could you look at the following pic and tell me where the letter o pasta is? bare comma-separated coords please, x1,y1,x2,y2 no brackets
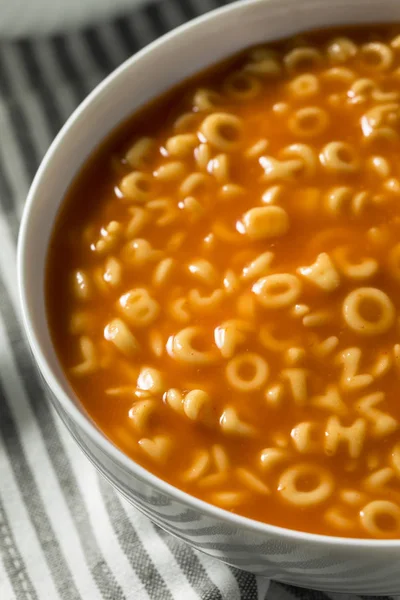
223,72,262,100
119,171,154,203
252,274,301,308
226,352,269,391
193,88,223,111
320,142,360,173
360,42,394,72
278,463,334,507
288,74,320,98
343,287,395,335
199,113,243,151
288,107,329,137
326,37,357,63
284,47,323,74
360,500,400,537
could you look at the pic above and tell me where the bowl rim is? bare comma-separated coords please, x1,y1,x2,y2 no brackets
17,0,400,549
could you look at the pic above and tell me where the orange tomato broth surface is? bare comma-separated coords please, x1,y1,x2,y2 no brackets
47,25,400,538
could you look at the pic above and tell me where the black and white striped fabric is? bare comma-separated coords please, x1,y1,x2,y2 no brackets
0,1,389,598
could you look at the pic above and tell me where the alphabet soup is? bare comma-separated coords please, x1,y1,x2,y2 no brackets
47,25,400,538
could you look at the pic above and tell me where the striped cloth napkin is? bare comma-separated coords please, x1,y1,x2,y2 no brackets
0,0,379,598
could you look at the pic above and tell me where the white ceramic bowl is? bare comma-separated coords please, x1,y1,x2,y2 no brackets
18,0,400,593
